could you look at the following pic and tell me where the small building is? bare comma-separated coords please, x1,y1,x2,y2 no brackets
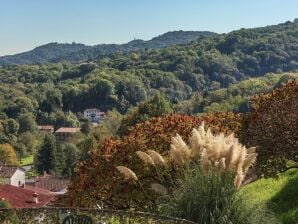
55,127,81,141
38,125,54,133
0,184,53,208
83,108,106,123
26,174,70,195
0,166,25,187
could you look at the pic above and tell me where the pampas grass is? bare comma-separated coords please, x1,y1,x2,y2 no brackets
116,166,138,181
136,151,155,166
146,150,166,166
151,183,167,195
159,164,279,224
169,122,257,188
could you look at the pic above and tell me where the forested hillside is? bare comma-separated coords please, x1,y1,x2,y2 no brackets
0,19,297,159
0,31,215,65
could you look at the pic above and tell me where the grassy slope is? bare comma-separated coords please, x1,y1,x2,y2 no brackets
20,155,33,166
241,169,298,224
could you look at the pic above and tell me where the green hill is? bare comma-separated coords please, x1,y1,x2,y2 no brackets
0,31,215,65
241,169,298,224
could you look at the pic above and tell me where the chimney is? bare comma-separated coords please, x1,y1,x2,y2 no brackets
32,192,39,204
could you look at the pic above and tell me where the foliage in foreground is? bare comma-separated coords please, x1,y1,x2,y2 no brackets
67,113,242,209
159,165,279,224
114,124,276,223
243,80,298,176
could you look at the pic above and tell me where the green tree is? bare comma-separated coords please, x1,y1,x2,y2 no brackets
18,113,37,133
59,143,79,178
35,134,57,174
3,119,19,135
101,109,122,136
119,94,173,135
81,121,93,135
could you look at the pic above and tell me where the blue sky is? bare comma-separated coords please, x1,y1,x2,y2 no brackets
0,0,297,56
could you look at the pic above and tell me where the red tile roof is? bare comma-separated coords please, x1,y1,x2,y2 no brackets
55,127,81,133
26,174,70,192
25,185,51,195
0,185,53,208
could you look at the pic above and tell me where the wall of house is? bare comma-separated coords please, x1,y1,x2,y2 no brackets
9,169,25,187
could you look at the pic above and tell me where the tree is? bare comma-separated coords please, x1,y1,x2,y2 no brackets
40,89,63,113
3,119,19,135
101,109,122,136
243,80,298,175
18,113,37,133
0,143,19,165
81,122,93,135
119,94,173,135
35,134,57,174
59,143,79,178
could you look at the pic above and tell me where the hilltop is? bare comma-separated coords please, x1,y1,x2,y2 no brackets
0,31,215,65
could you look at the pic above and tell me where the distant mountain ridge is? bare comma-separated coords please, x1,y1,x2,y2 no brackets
0,31,215,65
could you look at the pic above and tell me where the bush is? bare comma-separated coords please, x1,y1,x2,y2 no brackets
67,113,242,209
242,80,298,176
159,165,279,224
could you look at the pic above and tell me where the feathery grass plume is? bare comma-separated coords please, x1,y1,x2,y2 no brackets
189,128,204,159
169,134,191,165
234,171,245,189
177,122,257,188
201,148,212,176
216,157,226,173
235,146,246,174
247,147,256,154
169,145,185,165
198,121,206,136
242,153,257,172
116,166,138,181
136,151,155,166
224,144,236,170
151,183,168,195
146,150,166,166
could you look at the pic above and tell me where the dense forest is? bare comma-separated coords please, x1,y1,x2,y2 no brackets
0,31,215,65
0,19,297,173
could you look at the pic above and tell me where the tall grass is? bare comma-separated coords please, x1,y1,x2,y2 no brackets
158,164,279,224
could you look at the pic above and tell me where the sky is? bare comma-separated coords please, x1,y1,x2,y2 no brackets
0,0,297,56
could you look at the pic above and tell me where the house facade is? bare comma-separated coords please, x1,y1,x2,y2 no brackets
0,166,25,187
83,108,106,123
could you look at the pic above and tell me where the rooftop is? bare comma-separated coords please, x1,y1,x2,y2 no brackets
26,174,70,193
37,125,54,130
0,166,24,178
0,184,53,208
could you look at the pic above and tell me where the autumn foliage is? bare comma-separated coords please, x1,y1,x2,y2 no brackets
67,112,242,209
0,143,19,166
243,80,298,174
67,80,297,209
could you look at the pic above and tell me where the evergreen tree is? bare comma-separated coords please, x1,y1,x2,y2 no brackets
35,134,57,174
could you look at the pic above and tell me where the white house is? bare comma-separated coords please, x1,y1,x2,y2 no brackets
0,166,26,187
83,108,106,123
